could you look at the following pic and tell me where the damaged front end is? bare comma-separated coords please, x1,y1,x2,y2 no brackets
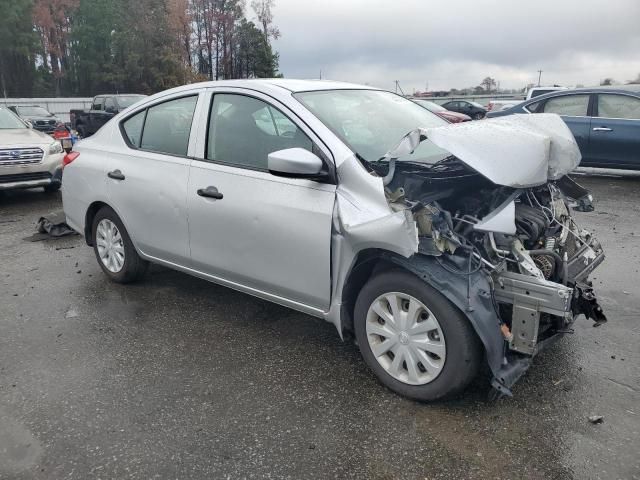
364,115,607,397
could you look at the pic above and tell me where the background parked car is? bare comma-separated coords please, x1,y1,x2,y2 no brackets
487,86,640,170
411,98,471,123
0,107,65,192
440,100,487,119
70,94,146,137
8,105,63,134
525,86,569,100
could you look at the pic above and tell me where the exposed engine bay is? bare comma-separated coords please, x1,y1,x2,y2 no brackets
362,120,607,396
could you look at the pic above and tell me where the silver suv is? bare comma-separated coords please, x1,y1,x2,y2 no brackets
62,80,606,401
0,107,65,192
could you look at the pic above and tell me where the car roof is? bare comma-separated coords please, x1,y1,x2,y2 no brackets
525,85,640,103
146,79,381,98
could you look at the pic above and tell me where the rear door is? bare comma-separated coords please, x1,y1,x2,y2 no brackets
187,89,336,311
539,93,592,157
106,93,202,266
588,93,640,168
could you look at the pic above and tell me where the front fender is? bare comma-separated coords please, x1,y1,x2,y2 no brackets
386,254,505,383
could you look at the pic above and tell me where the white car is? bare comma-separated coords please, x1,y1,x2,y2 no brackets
62,79,606,401
0,107,65,192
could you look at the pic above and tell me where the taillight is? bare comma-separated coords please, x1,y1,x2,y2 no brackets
63,151,80,167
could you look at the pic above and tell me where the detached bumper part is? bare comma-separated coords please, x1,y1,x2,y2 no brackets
494,271,572,355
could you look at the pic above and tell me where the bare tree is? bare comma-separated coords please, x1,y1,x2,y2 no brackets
480,76,496,93
251,0,280,41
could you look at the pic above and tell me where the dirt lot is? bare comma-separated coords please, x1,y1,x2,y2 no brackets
1,171,639,480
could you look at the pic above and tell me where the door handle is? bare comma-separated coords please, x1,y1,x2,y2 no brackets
592,127,612,132
197,186,223,200
107,169,125,180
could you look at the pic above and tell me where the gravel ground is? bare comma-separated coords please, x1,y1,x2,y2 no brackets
1,171,639,480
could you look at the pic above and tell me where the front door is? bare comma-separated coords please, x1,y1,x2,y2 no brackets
587,93,640,168
540,93,592,157
187,91,336,311
106,94,200,265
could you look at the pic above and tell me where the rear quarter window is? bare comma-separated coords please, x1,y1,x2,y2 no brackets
122,110,146,147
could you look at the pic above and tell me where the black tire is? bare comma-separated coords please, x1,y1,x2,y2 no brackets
354,269,482,402
43,183,60,193
91,206,148,283
474,112,485,120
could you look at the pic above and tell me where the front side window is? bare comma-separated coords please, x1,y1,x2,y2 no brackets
207,94,312,170
597,94,640,120
542,95,589,116
525,101,541,113
140,96,198,156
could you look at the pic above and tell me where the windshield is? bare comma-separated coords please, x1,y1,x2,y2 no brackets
0,108,27,129
17,106,52,117
116,96,146,108
295,89,450,164
414,99,446,112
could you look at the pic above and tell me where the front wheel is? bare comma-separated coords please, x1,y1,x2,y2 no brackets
354,269,482,401
92,206,148,283
474,112,485,120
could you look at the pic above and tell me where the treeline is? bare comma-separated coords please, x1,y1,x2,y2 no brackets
0,0,281,98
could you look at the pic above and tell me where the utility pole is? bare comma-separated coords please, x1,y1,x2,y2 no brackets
537,70,543,87
319,69,322,80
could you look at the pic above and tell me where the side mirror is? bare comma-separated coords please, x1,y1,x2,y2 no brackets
268,148,325,179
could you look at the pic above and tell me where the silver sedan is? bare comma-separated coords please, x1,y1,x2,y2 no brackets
62,79,606,400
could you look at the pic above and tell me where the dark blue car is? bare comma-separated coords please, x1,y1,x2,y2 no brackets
487,86,640,170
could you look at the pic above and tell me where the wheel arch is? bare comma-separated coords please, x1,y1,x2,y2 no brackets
339,249,413,336
84,200,110,246
340,250,503,378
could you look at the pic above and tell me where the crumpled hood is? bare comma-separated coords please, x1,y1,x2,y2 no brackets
424,113,582,187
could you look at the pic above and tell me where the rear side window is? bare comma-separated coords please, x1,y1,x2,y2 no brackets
139,96,198,156
542,95,589,116
597,94,640,119
122,110,146,147
92,97,104,111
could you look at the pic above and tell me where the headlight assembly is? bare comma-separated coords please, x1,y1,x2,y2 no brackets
49,141,64,155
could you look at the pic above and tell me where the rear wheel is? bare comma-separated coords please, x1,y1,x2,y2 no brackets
91,206,148,283
354,269,482,401
474,112,485,120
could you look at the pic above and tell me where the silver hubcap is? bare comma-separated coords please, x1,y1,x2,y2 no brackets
96,219,125,273
366,292,446,385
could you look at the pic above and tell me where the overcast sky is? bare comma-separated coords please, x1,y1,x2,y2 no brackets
269,0,640,92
